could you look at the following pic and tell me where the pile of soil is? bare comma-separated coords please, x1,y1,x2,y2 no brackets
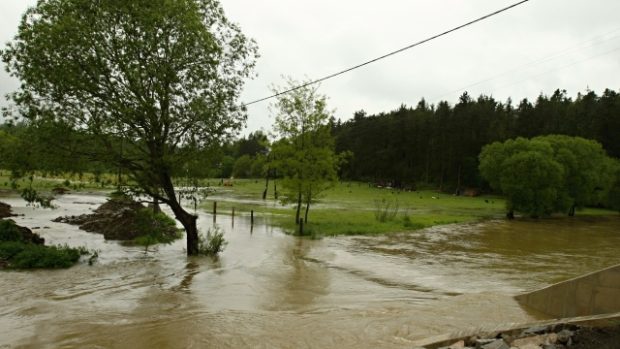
430,323,620,349
51,187,70,195
53,196,177,241
570,324,620,349
0,201,15,219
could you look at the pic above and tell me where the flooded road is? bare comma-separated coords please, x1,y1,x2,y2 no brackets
2,193,620,348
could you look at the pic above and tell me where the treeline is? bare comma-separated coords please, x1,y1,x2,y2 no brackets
333,89,620,191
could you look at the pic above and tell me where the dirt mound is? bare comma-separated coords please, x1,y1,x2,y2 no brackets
428,323,620,349
54,196,177,241
51,187,70,195
0,202,15,219
570,324,620,349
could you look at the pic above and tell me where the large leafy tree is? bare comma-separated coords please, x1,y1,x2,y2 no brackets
479,135,618,218
538,135,618,215
271,79,340,226
2,0,257,255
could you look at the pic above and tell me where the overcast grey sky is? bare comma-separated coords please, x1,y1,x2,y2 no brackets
2,1,620,135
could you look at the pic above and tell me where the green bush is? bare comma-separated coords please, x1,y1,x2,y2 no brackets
0,242,88,269
198,226,227,256
1,220,93,269
131,209,182,250
0,241,28,259
10,244,81,268
20,187,55,208
0,220,24,242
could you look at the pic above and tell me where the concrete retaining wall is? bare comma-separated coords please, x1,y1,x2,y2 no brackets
516,264,620,318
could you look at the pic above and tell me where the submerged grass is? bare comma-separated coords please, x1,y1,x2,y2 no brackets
200,179,618,237
199,180,508,236
0,170,120,192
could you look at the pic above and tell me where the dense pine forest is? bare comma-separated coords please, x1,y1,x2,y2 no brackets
333,89,620,192
2,88,619,199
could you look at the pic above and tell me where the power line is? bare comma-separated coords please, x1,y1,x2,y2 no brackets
492,45,620,93
432,27,620,101
243,0,531,107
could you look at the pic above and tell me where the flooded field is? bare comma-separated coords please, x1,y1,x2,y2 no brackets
2,193,620,348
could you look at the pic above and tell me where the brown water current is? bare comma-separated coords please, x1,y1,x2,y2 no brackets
1,193,620,348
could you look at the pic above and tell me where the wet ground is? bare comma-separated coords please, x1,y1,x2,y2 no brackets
1,193,620,348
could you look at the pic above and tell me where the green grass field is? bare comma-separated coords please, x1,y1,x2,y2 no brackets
2,171,616,237
200,179,618,236
200,179,508,236
0,170,122,192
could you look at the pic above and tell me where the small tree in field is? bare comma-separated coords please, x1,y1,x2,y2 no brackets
2,0,257,255
270,79,340,226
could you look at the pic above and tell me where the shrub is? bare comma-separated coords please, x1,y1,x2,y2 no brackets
9,244,81,268
1,220,94,269
198,226,227,256
0,220,24,242
374,198,399,222
0,241,27,260
131,209,182,251
20,187,55,208
0,242,90,269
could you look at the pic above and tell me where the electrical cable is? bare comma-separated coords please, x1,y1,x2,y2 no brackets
491,45,620,93
242,0,531,107
432,27,620,101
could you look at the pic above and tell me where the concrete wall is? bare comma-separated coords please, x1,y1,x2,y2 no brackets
516,264,620,318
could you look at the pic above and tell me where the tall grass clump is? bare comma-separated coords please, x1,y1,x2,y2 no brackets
374,198,399,222
197,226,227,256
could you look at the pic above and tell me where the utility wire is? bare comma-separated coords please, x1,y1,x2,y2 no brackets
432,27,620,101
243,0,531,107
492,45,620,93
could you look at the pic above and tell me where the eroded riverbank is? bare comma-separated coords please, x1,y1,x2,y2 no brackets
1,193,620,348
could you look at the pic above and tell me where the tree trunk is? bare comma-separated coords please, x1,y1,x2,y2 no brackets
262,171,269,200
153,198,161,214
439,164,445,191
177,208,199,255
295,191,302,225
455,164,462,196
568,204,576,217
161,173,199,255
273,169,278,199
304,193,311,224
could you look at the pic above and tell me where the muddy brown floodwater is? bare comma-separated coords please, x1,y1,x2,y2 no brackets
1,193,620,348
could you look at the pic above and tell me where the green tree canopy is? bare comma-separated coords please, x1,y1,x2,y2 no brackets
479,135,618,218
2,0,257,255
270,79,341,226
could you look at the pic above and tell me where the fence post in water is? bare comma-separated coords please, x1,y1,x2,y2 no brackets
231,207,235,227
250,210,254,226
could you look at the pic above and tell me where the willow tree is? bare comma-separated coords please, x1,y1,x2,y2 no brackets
479,136,618,218
2,0,257,255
